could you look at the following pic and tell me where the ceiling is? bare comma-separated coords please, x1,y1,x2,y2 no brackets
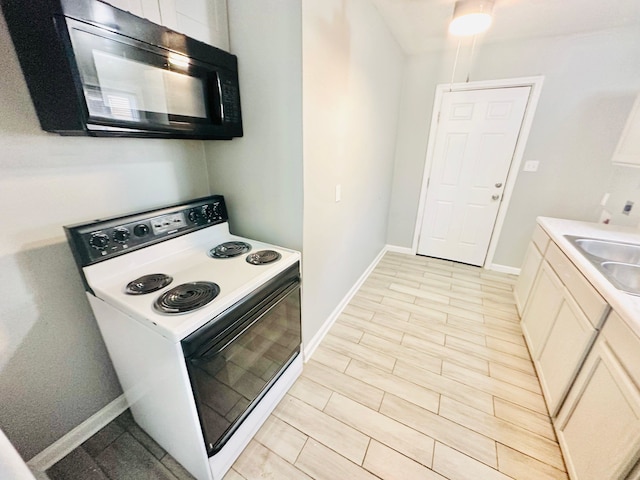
370,0,640,55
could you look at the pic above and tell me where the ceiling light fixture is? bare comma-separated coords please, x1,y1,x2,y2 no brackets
449,0,494,36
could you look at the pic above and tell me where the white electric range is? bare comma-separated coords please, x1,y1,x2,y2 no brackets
65,195,302,480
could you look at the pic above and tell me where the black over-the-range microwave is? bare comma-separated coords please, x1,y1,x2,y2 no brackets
1,0,243,139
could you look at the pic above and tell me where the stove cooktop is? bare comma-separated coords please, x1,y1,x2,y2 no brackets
83,225,299,342
65,195,301,341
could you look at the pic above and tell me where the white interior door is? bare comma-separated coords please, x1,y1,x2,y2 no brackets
417,86,531,266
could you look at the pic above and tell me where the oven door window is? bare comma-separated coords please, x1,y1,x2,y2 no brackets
65,19,220,130
185,282,301,456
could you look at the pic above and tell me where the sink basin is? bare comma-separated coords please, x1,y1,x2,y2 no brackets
601,262,640,294
565,235,640,296
573,238,640,264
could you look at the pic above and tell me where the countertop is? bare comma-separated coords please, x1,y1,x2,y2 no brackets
537,217,640,337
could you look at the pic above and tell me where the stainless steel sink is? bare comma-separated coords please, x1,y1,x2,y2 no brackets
565,235,640,296
601,262,640,293
572,238,640,264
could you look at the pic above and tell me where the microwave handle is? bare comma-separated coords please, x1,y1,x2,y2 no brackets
205,73,224,124
215,74,225,123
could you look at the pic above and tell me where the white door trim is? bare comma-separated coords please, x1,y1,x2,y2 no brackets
411,76,545,269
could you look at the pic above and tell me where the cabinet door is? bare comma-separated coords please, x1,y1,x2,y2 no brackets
514,241,543,315
556,340,640,479
521,261,564,358
612,93,640,166
159,0,230,50
102,0,162,24
535,292,596,416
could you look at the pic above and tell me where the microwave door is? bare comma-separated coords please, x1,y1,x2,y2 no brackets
67,20,213,132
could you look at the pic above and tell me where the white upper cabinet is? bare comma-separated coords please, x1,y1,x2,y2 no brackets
102,0,161,24
612,93,640,167
102,0,230,51
159,0,230,51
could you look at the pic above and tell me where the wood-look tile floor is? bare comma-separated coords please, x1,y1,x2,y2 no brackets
227,252,568,480
47,252,568,480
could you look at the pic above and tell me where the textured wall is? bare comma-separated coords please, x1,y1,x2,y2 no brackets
205,0,304,252
0,11,210,459
301,0,405,346
386,25,640,268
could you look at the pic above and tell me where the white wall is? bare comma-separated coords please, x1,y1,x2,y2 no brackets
204,0,304,251
0,11,210,459
302,0,405,345
388,25,640,268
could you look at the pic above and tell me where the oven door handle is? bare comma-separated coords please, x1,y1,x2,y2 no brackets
193,281,299,361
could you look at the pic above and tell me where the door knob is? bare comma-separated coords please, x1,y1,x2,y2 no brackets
491,194,500,201
495,182,502,188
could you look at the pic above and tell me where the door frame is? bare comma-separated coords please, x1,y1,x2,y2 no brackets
411,76,545,272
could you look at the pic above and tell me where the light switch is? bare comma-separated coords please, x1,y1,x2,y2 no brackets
335,184,341,203
523,160,539,172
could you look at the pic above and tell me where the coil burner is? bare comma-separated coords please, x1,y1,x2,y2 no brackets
209,241,252,259
154,282,220,314
125,274,173,295
246,250,282,265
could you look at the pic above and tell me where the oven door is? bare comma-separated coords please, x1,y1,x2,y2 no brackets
181,263,301,456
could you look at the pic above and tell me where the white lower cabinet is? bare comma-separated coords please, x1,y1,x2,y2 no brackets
555,311,640,480
521,261,564,359
519,222,640,479
522,261,598,416
514,241,543,315
536,291,596,416
515,225,550,315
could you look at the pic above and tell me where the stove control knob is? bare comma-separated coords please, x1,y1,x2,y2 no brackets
202,204,214,221
113,227,131,244
89,233,109,250
188,209,201,223
212,203,222,217
133,224,150,237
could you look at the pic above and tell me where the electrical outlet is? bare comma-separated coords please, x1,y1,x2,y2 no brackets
600,209,612,224
523,160,539,172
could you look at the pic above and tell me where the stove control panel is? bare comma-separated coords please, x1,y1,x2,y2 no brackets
151,212,187,235
65,195,228,267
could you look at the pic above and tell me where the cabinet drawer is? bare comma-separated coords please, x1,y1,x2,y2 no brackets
532,224,550,254
545,242,608,328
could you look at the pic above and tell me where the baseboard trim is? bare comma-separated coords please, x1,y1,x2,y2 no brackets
384,244,413,255
303,246,388,361
27,395,129,473
489,263,521,275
